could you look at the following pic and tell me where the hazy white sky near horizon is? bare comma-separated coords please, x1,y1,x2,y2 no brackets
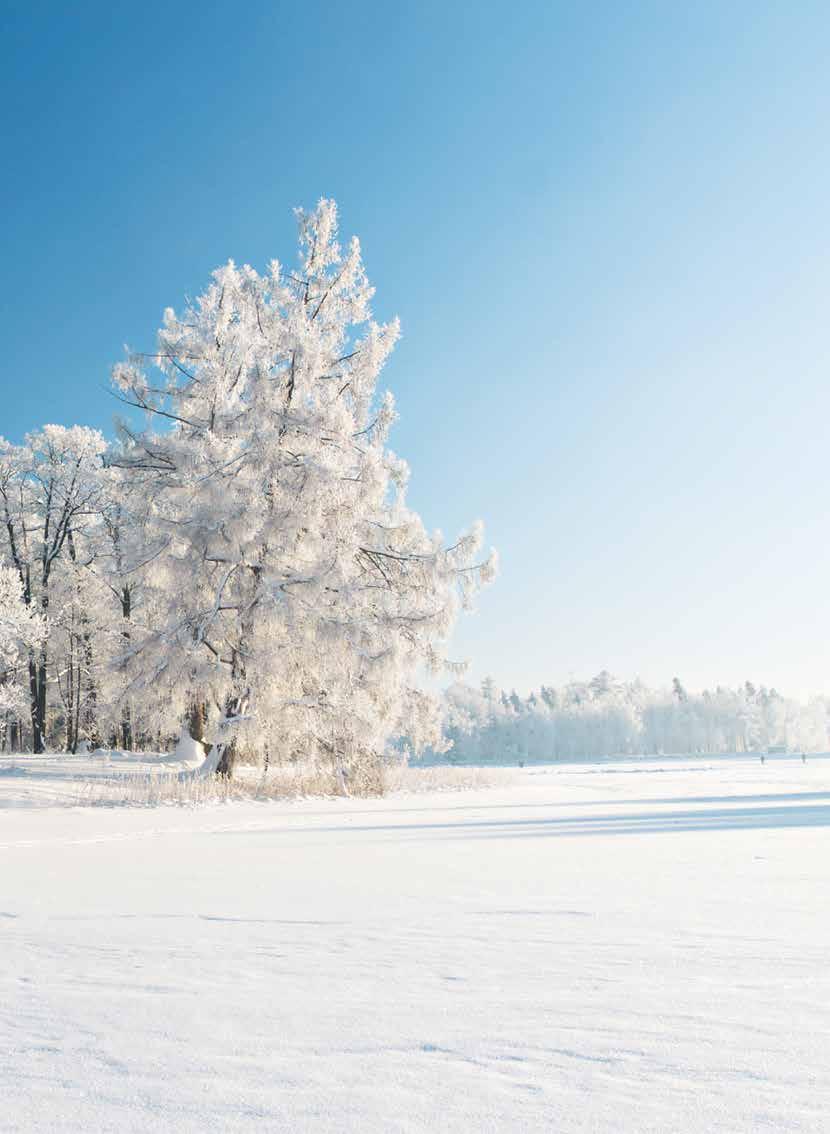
2,2,829,698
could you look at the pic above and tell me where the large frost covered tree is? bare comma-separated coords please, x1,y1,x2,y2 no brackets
112,200,495,778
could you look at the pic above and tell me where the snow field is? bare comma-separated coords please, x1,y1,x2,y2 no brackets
2,755,829,1131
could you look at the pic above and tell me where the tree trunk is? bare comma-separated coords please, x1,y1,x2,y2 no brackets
65,634,76,753
121,705,133,752
215,736,237,778
120,583,132,751
187,700,207,744
214,693,246,777
82,630,99,749
29,655,47,754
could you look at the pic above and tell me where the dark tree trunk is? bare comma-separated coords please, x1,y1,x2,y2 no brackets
120,583,132,751
187,700,208,744
29,655,47,754
215,737,237,778
215,692,246,778
121,706,133,752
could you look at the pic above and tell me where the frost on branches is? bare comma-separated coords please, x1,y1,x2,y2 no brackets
0,564,46,739
0,427,109,752
111,199,496,779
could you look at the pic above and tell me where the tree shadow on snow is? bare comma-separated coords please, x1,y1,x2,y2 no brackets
216,799,830,841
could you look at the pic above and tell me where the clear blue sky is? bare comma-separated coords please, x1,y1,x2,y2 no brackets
3,1,829,697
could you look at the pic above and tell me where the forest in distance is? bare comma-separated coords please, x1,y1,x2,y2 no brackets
431,672,829,762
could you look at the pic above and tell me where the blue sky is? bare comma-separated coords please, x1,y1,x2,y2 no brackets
3,1,829,696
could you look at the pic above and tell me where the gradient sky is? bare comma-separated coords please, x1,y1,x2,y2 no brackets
3,1,829,697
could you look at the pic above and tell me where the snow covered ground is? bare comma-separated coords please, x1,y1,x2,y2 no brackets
2,753,829,1132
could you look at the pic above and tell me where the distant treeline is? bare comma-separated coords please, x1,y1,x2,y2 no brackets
429,673,828,761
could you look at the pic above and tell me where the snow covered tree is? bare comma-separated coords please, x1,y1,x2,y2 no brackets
540,684,558,711
0,426,107,751
111,199,495,779
0,563,46,746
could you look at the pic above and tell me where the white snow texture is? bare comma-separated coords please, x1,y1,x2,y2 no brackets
1,753,828,1132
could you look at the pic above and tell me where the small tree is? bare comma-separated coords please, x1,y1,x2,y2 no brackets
0,564,46,747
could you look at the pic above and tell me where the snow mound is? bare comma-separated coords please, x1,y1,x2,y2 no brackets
171,729,206,770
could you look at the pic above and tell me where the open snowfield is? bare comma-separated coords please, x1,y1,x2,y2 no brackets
2,753,829,1132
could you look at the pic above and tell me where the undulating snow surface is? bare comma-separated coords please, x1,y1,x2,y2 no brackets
2,754,829,1132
